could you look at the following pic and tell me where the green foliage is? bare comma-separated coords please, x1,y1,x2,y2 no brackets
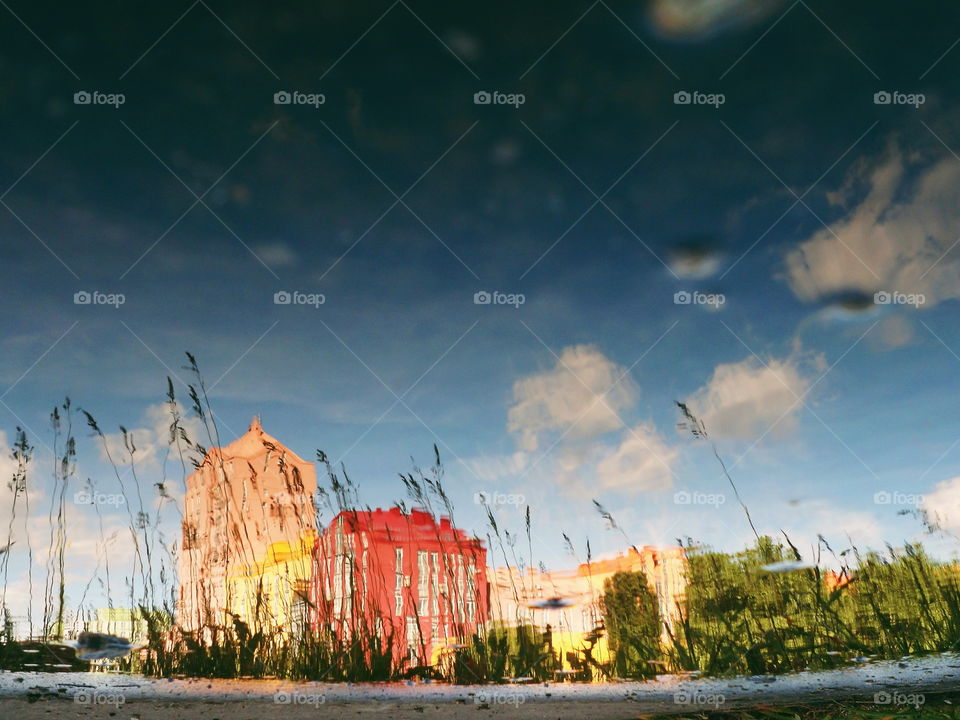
665,536,960,676
602,570,662,678
450,623,558,683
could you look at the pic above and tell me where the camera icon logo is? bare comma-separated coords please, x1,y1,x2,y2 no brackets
274,291,292,305
473,491,490,504
474,91,491,105
673,490,691,505
74,491,93,505
74,290,92,304
674,290,691,304
274,691,292,704
874,692,892,704
873,291,891,305
74,91,91,105
673,90,691,105
474,290,492,305
873,491,892,505
274,91,292,105
873,91,892,105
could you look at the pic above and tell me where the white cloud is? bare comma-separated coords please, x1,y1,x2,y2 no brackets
777,500,885,555
685,356,811,440
595,423,678,492
458,452,529,482
507,345,637,452
504,346,680,497
873,313,916,350
254,242,298,268
785,144,960,308
97,402,203,471
921,476,960,535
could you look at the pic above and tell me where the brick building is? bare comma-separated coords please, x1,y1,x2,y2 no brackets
311,507,489,666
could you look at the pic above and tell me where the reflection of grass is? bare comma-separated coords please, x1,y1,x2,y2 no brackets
0,354,958,685
657,536,960,677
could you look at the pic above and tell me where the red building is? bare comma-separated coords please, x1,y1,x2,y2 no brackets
311,507,489,667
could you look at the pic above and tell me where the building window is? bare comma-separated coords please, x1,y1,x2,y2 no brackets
395,592,403,615
406,616,420,663
417,551,428,591
395,547,404,590
417,551,429,616
183,523,198,550
466,559,477,622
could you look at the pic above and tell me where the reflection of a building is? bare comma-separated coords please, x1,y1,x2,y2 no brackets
177,418,316,636
78,607,151,643
174,420,684,671
310,507,489,665
176,420,489,667
488,546,687,667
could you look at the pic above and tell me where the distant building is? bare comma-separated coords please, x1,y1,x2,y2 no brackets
310,507,489,667
2,614,30,641
488,546,687,668
77,607,159,643
177,417,316,635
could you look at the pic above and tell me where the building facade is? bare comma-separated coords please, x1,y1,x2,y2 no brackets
488,546,687,668
177,417,317,635
78,607,150,643
310,507,489,666
174,419,683,674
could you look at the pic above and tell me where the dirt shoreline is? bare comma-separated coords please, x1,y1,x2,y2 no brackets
1,653,958,719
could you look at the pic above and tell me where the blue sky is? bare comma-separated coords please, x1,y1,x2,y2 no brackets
2,0,960,618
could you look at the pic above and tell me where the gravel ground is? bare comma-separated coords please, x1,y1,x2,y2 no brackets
0,653,958,719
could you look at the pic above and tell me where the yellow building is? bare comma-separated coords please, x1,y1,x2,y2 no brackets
81,607,150,642
488,546,687,668
177,417,316,636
